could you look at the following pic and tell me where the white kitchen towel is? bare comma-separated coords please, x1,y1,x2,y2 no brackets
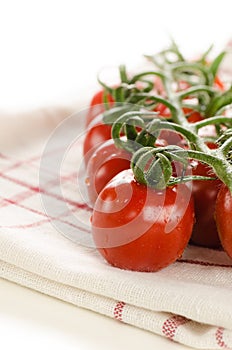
1,98,232,350
2,40,232,348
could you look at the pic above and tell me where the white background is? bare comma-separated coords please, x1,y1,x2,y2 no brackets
1,1,232,349
0,0,232,111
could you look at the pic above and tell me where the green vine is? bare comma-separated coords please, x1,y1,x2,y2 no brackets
99,43,232,193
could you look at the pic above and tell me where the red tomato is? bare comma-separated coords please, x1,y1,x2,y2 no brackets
152,77,172,118
91,169,195,272
153,76,165,95
157,109,203,146
215,184,232,257
182,108,203,123
86,90,114,126
190,145,222,248
86,139,131,204
158,130,184,146
83,114,112,164
198,125,217,139
214,76,225,91
178,80,190,91
154,103,171,118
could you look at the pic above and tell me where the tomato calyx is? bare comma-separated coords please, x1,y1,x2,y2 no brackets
97,64,160,109
108,110,230,190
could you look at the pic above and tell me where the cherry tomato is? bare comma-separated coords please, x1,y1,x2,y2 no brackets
86,90,114,126
91,169,195,272
157,108,203,146
182,108,203,123
178,80,190,91
214,76,225,91
190,144,222,248
215,184,232,257
83,114,112,164
153,76,165,95
86,139,131,204
158,130,184,146
154,103,171,118
152,77,172,118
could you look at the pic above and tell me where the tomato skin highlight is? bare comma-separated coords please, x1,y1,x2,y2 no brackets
83,114,112,164
215,185,232,257
86,139,131,204
91,169,195,272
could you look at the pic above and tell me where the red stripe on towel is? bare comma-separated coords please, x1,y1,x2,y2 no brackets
216,327,228,348
162,315,189,340
113,301,126,321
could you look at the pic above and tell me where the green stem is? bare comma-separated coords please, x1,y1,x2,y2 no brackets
147,119,209,153
171,62,213,85
111,111,157,152
119,65,128,83
162,68,188,126
194,116,232,131
129,71,166,84
107,46,232,192
128,92,177,116
177,85,215,99
219,136,232,156
178,149,232,192
151,63,232,191
205,87,232,117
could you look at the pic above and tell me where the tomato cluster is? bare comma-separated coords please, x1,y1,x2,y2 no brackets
82,61,232,272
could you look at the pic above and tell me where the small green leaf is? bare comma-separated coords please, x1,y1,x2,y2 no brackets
199,44,214,64
205,87,232,117
119,65,129,83
210,51,226,78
